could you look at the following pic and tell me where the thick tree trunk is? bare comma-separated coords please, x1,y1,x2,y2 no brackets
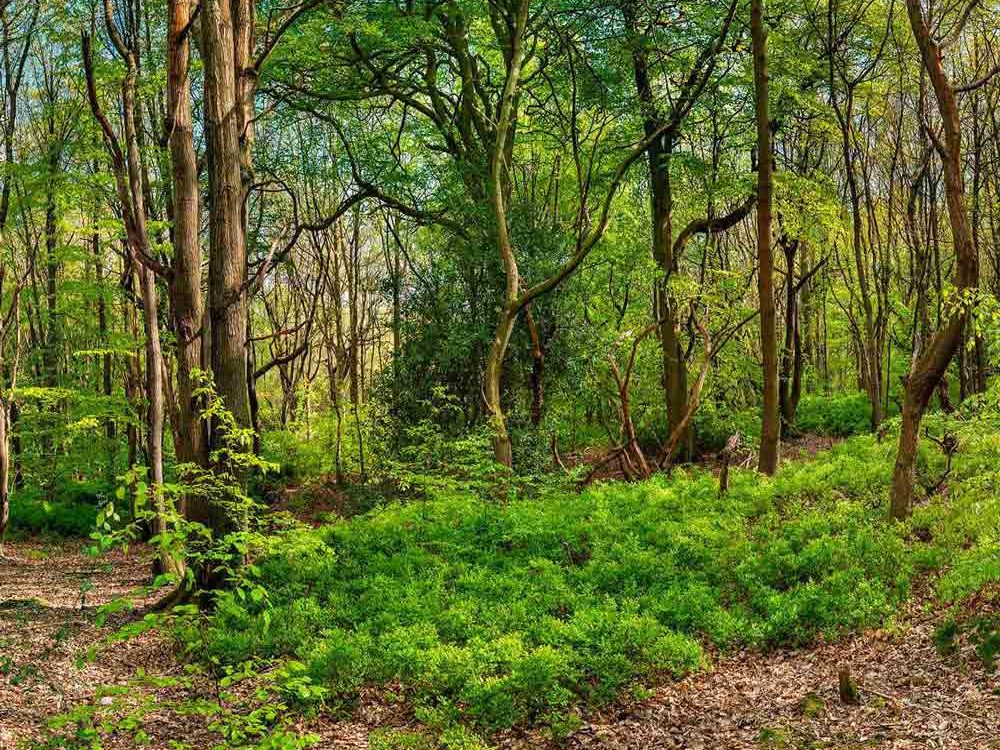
203,0,251,432
753,0,780,474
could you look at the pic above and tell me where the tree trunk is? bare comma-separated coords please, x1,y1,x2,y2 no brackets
892,0,980,518
779,239,799,433
203,0,251,433
485,310,517,468
626,7,690,458
525,302,544,426
167,0,206,473
0,401,10,554
139,265,172,568
753,0,780,474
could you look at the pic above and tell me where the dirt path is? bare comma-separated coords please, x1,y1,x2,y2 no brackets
2,539,999,749
0,540,214,749
528,602,1000,749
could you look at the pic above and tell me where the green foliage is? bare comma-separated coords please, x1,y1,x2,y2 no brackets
31,662,320,750
259,410,368,482
794,393,874,437
693,401,762,452
695,393,876,453
7,490,99,536
190,436,911,737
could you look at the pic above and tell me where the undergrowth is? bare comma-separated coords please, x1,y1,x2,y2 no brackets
187,436,914,738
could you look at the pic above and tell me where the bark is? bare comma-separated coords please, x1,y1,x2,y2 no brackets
753,0,780,474
43,116,60,392
83,20,177,575
203,0,251,432
0,401,9,553
139,265,169,555
626,3,688,457
0,283,19,554
658,316,715,468
167,0,206,473
892,0,980,518
0,0,38,230
482,0,529,468
778,239,800,433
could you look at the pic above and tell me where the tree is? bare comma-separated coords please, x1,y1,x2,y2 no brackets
83,12,177,574
753,0,780,474
891,0,981,518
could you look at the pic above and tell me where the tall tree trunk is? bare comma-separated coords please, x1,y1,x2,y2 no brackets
893,0,980,518
203,0,250,432
92,204,116,482
625,3,689,457
167,0,206,474
0,285,18,555
83,21,176,575
753,0,780,474
483,0,529,468
139,266,171,562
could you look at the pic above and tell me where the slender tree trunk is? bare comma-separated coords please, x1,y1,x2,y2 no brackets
43,121,60,395
753,0,780,474
167,0,206,473
0,401,9,554
779,239,799,433
482,0,529,468
139,266,170,552
485,310,517,467
525,302,544,426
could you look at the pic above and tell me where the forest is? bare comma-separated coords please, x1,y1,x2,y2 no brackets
2,0,1000,746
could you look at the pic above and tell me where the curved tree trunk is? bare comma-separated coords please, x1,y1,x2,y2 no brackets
892,0,980,518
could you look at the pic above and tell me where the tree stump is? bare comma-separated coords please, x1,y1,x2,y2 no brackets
718,433,740,497
838,668,860,705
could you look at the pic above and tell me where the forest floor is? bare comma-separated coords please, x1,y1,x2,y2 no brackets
2,538,999,750
566,433,840,484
